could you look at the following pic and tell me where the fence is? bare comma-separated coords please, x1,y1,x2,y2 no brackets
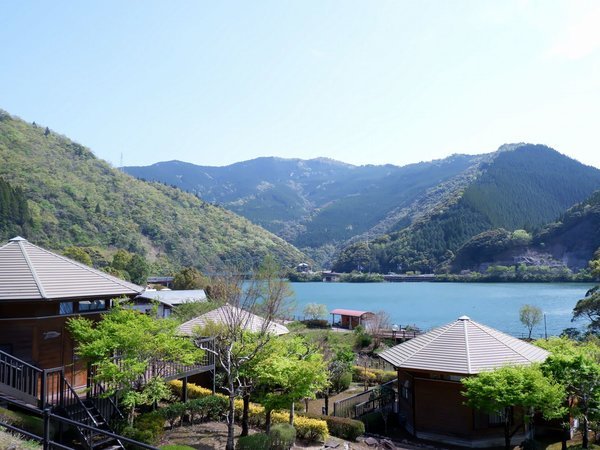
0,395,158,450
333,380,396,419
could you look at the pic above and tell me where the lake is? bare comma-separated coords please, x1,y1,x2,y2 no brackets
289,282,596,338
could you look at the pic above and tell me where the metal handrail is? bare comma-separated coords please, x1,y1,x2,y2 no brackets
0,394,158,450
0,348,44,373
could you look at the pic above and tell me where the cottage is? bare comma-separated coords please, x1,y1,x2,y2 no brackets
378,315,549,447
330,308,374,330
178,303,289,337
0,236,143,392
132,288,207,318
0,237,215,418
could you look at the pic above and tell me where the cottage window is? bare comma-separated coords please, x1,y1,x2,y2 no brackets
59,302,74,315
79,300,106,312
401,380,411,400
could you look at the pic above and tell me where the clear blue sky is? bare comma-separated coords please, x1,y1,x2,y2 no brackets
2,1,600,169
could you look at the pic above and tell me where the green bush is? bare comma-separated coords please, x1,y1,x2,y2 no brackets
161,402,187,429
120,411,166,447
304,414,364,441
134,411,165,440
237,433,271,449
302,319,330,329
121,426,157,447
331,370,352,392
193,395,228,422
269,423,296,450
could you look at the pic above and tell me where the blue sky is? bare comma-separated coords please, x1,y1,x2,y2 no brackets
2,1,600,168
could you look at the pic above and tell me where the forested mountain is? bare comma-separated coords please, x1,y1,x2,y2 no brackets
333,145,600,273
0,110,306,271
124,154,483,262
451,190,600,272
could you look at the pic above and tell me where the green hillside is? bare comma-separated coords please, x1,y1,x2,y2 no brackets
125,154,481,265
451,191,600,272
0,110,306,271
333,144,600,273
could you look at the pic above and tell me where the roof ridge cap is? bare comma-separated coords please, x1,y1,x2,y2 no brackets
470,320,544,362
22,241,142,293
463,318,472,373
16,240,47,299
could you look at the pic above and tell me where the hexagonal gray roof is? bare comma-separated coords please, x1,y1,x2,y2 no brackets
379,315,549,374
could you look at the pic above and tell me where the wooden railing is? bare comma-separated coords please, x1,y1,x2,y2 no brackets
0,348,43,405
333,380,396,419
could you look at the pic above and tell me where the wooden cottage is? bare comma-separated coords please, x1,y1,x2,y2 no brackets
0,236,143,392
379,315,549,447
330,308,374,330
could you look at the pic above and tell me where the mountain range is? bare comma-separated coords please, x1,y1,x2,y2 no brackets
125,144,600,271
0,110,305,272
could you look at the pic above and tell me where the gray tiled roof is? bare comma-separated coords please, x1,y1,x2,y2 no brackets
137,289,207,306
178,304,289,336
379,315,549,374
0,237,142,301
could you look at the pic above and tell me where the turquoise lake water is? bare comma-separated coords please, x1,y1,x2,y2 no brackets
289,282,596,338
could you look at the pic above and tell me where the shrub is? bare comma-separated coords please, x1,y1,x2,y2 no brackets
355,333,372,348
302,319,330,329
120,411,165,447
331,370,352,392
360,411,388,433
169,380,213,399
269,423,296,450
352,366,395,385
121,426,158,447
161,402,187,429
134,411,165,441
304,413,364,441
237,433,271,449
195,395,228,421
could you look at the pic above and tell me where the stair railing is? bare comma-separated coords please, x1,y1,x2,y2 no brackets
0,348,43,406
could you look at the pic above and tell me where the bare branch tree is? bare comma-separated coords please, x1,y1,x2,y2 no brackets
192,260,293,450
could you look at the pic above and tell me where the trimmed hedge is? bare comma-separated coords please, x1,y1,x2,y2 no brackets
352,366,396,385
304,413,365,441
169,380,328,443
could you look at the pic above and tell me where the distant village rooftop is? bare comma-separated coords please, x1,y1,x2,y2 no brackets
379,315,549,375
136,289,207,307
0,236,142,301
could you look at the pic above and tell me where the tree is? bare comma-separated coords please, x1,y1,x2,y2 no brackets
365,310,391,349
572,287,600,333
173,267,208,290
253,337,328,431
63,246,93,266
192,258,293,450
519,304,543,340
303,303,328,321
67,302,202,425
462,365,565,450
590,248,600,279
539,338,600,449
127,254,150,285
